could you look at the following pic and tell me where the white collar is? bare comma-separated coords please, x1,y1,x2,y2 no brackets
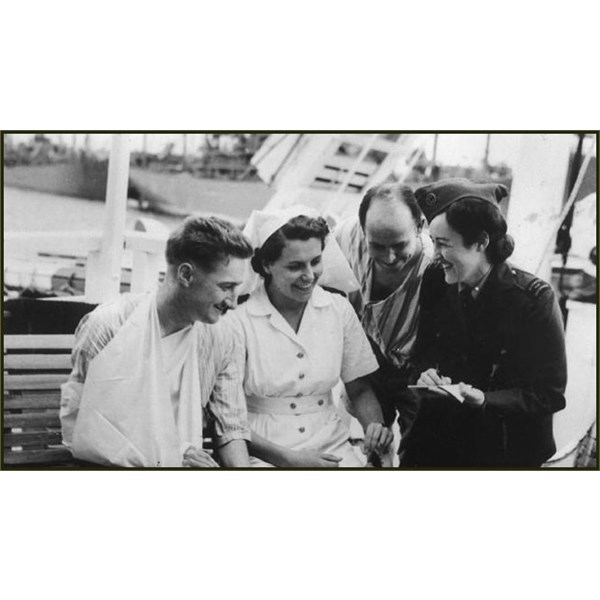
246,281,333,317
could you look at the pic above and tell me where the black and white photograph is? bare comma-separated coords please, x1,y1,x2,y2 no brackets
1,3,599,599
2,131,597,470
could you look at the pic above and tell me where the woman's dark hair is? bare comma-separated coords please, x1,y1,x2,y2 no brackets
359,183,423,229
166,215,253,272
444,198,515,264
251,215,330,279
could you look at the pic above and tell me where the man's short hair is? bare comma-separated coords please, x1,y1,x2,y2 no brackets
166,215,253,272
358,183,423,229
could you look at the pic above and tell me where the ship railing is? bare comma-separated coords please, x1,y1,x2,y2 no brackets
4,230,167,300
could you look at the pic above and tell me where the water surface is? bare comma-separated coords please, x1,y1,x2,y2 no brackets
3,186,183,233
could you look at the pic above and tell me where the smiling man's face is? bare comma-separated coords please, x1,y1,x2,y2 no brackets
187,257,246,324
364,200,421,273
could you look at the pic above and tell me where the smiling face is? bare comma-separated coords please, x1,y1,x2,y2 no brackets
183,257,246,324
264,237,324,309
429,212,490,286
364,200,421,273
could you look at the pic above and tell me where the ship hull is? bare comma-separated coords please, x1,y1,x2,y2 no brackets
3,161,109,201
4,163,274,224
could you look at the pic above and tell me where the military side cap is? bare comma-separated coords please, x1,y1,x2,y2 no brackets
415,178,509,223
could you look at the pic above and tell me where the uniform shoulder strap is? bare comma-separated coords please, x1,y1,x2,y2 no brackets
511,267,553,299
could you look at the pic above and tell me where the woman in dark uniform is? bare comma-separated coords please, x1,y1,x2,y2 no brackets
402,178,567,468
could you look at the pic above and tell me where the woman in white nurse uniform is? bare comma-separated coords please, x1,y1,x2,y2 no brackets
229,209,393,467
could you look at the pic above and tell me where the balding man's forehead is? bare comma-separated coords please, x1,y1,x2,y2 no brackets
365,198,415,227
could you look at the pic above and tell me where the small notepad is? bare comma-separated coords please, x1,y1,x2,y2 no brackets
408,384,465,403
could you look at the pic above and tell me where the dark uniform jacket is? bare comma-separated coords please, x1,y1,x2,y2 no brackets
403,261,567,468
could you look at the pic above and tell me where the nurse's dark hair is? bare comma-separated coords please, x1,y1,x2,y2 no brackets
444,199,515,264
166,215,253,271
251,215,330,279
359,183,423,229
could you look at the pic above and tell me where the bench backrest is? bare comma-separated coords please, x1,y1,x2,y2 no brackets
3,334,75,467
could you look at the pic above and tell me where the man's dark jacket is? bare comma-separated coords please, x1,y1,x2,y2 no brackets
402,262,567,468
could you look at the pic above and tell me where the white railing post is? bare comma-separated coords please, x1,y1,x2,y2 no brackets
85,135,131,302
125,231,167,294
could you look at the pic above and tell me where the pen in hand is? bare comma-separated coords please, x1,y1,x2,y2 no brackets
417,367,452,387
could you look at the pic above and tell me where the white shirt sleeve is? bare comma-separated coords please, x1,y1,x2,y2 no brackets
337,296,379,383
59,311,111,448
206,319,251,446
59,302,129,447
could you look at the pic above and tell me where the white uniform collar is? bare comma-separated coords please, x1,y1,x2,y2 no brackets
246,281,333,317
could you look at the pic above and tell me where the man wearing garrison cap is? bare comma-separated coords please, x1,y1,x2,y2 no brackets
401,178,567,468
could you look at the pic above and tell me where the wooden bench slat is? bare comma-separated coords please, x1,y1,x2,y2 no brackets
4,431,63,448
2,334,213,467
4,394,61,410
4,448,74,466
4,374,68,390
3,335,75,350
4,354,72,371
5,412,61,428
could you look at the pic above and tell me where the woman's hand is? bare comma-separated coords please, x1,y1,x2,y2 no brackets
417,368,452,396
458,383,486,407
286,449,342,468
183,446,220,468
362,422,393,455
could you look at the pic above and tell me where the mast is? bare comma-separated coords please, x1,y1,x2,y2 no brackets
483,133,491,171
182,133,188,171
142,133,148,168
85,134,131,302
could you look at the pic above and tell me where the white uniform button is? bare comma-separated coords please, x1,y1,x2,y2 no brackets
297,352,304,359
299,427,306,433
290,403,297,410
318,399,324,406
